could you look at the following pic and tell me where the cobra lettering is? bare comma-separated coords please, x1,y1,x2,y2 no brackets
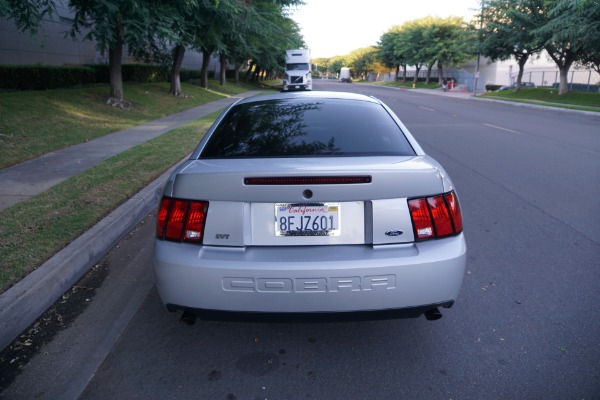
222,275,396,292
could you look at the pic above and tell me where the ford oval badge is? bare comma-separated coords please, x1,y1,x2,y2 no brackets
385,230,404,237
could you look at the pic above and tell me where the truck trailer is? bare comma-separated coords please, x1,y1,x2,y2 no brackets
339,67,352,83
283,49,312,91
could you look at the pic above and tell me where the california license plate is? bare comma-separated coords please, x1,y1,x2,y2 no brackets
275,203,341,236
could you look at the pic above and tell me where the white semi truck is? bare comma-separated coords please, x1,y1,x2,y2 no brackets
339,67,351,83
282,49,312,91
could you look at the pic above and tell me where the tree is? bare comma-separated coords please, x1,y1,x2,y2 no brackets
190,0,303,88
162,0,208,97
395,20,428,84
247,1,305,82
68,0,175,103
346,47,377,80
377,26,406,81
0,0,56,35
327,56,347,78
534,0,600,95
477,0,545,91
537,0,600,93
312,57,329,77
426,17,472,86
574,0,600,74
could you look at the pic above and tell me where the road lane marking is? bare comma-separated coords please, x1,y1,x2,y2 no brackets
484,123,521,134
419,106,436,111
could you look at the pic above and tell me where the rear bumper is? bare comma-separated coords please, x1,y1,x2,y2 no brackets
153,234,466,315
167,301,454,322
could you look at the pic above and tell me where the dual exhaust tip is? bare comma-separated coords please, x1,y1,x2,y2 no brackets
424,307,443,321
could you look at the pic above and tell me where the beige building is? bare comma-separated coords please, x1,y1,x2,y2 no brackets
462,54,600,90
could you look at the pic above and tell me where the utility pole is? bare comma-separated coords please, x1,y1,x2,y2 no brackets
473,0,484,96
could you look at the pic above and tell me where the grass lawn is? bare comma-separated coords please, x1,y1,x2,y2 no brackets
0,113,219,293
0,79,273,293
482,88,600,112
0,80,258,169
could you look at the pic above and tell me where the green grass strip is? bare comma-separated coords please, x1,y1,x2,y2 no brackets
0,112,219,293
0,81,256,169
482,88,600,112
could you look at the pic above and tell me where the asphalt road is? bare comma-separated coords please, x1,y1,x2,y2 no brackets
3,81,600,400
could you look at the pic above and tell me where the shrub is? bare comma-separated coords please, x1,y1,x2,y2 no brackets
486,84,502,91
0,64,173,91
0,65,97,90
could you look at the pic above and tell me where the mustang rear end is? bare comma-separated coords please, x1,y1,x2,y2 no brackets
153,91,466,322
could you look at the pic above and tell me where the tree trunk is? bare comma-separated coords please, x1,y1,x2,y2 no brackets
244,61,254,82
200,49,211,89
514,54,529,92
234,63,242,85
413,65,421,84
170,44,185,96
558,66,570,95
219,53,227,86
108,34,124,101
402,65,407,82
546,46,575,95
394,65,399,81
425,64,433,84
437,64,444,87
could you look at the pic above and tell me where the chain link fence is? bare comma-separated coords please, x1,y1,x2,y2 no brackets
507,69,600,92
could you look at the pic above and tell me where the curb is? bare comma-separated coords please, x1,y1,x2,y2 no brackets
0,165,176,351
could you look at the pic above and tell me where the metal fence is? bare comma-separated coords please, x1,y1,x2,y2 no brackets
368,68,600,92
367,69,485,93
507,70,600,92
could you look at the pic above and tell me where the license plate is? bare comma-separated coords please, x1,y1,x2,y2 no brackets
275,203,341,236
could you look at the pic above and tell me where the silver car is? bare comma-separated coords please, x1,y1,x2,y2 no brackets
153,91,466,322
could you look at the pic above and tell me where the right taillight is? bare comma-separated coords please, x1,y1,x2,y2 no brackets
408,191,463,241
156,197,208,243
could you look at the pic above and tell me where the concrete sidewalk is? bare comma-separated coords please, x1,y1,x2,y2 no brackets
0,89,263,351
0,90,264,211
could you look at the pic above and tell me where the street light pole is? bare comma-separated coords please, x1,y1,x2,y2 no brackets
473,0,484,96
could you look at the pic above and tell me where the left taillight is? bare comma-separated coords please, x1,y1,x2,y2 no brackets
156,197,208,243
408,191,463,241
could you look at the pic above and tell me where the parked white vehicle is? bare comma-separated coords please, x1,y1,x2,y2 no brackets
282,49,312,91
339,67,351,83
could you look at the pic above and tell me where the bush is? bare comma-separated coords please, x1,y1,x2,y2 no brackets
0,64,173,91
87,64,169,84
486,84,502,91
412,77,440,83
123,64,169,83
180,68,202,81
0,65,97,90
552,82,600,93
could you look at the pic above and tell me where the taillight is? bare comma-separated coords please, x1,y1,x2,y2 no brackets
156,197,208,243
408,191,463,241
444,191,463,233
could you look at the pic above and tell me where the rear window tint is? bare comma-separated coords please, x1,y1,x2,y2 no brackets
200,98,415,158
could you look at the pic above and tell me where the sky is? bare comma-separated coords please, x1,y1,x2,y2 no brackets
288,0,481,59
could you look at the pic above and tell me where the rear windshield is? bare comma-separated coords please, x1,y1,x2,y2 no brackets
200,98,416,158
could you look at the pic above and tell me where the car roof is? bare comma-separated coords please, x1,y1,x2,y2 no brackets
234,90,382,106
